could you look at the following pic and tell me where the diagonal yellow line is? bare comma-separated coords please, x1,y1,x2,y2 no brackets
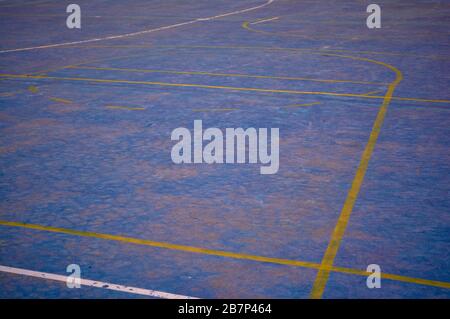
285,102,321,108
331,266,450,289
364,90,383,96
29,52,156,76
1,41,446,297
309,54,404,298
0,73,380,98
0,73,448,104
0,219,449,290
49,97,72,104
0,220,319,269
68,65,386,86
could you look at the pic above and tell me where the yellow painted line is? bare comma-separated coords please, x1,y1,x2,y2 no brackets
68,65,386,86
365,90,384,96
314,48,450,61
332,266,450,289
0,73,379,99
0,219,449,290
106,105,145,111
284,102,321,108
0,220,319,270
1,73,447,104
192,108,239,112
48,97,72,104
310,54,404,298
30,52,154,76
164,45,450,61
51,43,450,61
174,46,449,61
27,85,38,93
390,96,450,104
242,21,272,36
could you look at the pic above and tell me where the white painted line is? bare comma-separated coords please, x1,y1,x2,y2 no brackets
251,16,279,25
0,0,275,54
199,0,274,20
0,265,198,299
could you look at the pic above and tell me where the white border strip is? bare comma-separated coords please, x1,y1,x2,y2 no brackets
0,0,274,54
0,265,198,299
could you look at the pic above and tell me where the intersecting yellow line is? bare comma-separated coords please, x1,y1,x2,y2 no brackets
309,53,404,299
0,220,449,290
0,73,379,98
1,52,448,296
1,73,448,104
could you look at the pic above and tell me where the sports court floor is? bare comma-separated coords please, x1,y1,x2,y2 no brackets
0,0,449,298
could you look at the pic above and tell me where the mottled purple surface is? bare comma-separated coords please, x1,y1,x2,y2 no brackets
0,0,449,298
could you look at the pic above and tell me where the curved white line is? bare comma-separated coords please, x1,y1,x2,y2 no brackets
251,16,279,25
0,265,198,299
0,0,275,54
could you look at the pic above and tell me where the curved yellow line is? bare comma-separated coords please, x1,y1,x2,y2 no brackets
3,52,405,298
242,20,275,35
309,54,403,298
5,33,437,296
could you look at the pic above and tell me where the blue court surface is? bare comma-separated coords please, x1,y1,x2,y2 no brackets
0,0,449,299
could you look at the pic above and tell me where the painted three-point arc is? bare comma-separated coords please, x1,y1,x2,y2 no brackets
171,120,280,175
